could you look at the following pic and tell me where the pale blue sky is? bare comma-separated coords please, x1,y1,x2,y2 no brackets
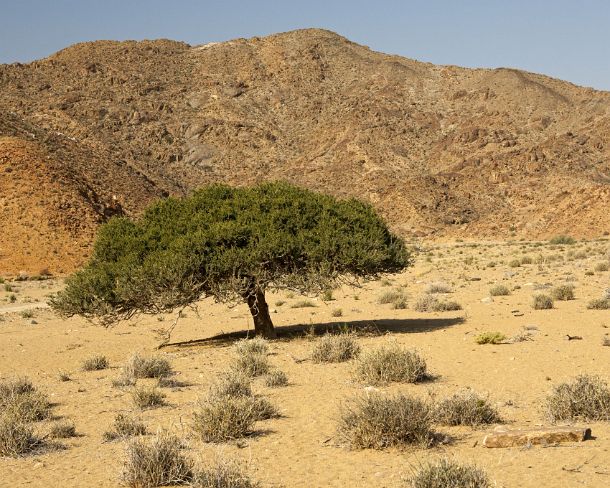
1,0,609,90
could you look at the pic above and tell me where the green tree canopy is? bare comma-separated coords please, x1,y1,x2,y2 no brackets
51,182,411,338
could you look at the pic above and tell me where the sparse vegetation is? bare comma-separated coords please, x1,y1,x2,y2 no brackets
588,298,610,310
49,421,77,439
532,294,553,310
414,295,462,312
231,352,270,378
103,414,147,441
434,390,501,426
546,375,610,422
312,333,361,363
210,371,252,398
0,413,43,457
290,300,317,308
235,338,269,356
551,284,575,301
0,377,51,422
131,387,166,409
408,458,490,488
124,353,173,379
475,332,507,345
192,458,258,488
594,262,609,272
82,354,109,371
264,370,288,388
355,345,428,385
338,393,434,449
192,395,257,442
550,235,576,245
424,282,452,294
489,284,510,296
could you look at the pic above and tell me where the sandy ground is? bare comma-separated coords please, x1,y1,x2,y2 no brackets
1,239,609,487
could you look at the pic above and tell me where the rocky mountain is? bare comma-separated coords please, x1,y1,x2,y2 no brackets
1,29,609,274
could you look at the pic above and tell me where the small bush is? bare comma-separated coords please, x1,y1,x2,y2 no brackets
587,298,610,310
546,375,610,422
551,285,575,301
331,308,343,317
20,310,34,319
264,370,288,388
290,300,316,308
595,262,609,272
475,332,506,345
378,290,404,304
0,413,43,457
520,255,533,265
321,289,334,301
409,458,490,488
508,259,521,268
0,378,51,422
58,371,71,382
424,282,452,294
532,294,553,310
549,235,576,245
414,295,462,312
192,458,258,488
124,353,173,379
489,285,510,296
131,387,166,410
49,421,77,439
210,371,252,398
103,414,147,441
355,345,427,385
231,353,269,378
312,333,361,363
121,431,193,487
192,396,257,443
337,393,434,449
235,338,269,356
82,355,109,371
434,390,501,426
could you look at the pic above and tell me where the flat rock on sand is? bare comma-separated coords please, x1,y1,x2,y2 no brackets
483,426,592,448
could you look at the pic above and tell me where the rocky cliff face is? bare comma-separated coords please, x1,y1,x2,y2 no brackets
1,29,609,273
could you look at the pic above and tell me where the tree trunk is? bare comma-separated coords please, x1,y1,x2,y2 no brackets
244,285,276,339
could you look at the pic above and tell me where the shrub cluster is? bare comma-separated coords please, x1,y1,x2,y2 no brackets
355,345,428,385
312,333,360,363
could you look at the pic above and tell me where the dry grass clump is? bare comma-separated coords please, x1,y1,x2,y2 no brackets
355,345,428,385
290,300,316,308
49,420,77,439
546,375,610,422
549,235,576,245
192,396,258,443
337,393,434,449
594,262,609,272
408,458,490,488
551,284,575,301
210,371,252,398
587,298,610,310
192,458,258,488
489,285,510,296
434,390,501,426
312,333,361,363
0,413,43,457
231,353,269,378
121,431,193,487
264,370,288,388
235,338,269,356
124,353,173,379
414,295,462,312
131,387,166,410
104,414,147,441
532,294,553,310
474,332,506,345
0,377,51,422
378,290,406,305
424,282,452,294
82,354,109,371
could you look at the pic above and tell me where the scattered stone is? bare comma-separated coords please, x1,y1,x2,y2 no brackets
565,335,583,341
483,426,591,448
480,296,494,304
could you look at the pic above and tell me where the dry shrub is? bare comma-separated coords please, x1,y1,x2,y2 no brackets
409,458,490,488
337,393,434,449
192,458,258,488
311,333,361,363
121,431,193,487
104,414,147,441
0,413,43,457
124,353,173,379
551,285,575,301
132,387,166,410
82,354,109,371
49,420,77,439
355,345,428,385
0,377,51,422
231,353,269,378
489,285,510,296
264,370,288,388
414,295,461,312
587,298,610,310
424,282,452,294
546,375,610,422
192,396,258,443
378,290,404,304
532,294,553,310
290,300,316,308
235,338,269,356
210,371,252,398
594,262,609,272
474,332,506,345
434,390,501,426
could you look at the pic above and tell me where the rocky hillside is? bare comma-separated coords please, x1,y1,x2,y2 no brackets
1,29,609,274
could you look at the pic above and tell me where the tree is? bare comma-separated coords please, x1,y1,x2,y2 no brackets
50,182,411,338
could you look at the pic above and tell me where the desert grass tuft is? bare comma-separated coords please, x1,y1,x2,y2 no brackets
264,370,288,388
414,295,461,312
312,333,361,363
49,420,77,439
0,413,43,457
231,353,269,378
434,390,501,426
235,338,269,356
489,285,510,296
210,371,252,398
551,285,575,301
103,414,147,441
192,458,258,488
355,344,428,385
192,395,258,443
121,431,193,488
82,354,109,371
587,298,610,310
408,458,490,488
546,375,610,422
424,282,452,294
0,377,51,422
124,353,173,379
337,393,434,449
131,387,166,410
474,332,506,345
532,294,553,310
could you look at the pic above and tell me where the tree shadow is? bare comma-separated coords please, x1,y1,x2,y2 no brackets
160,317,464,350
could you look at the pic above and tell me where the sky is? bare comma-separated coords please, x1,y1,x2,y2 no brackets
1,0,609,90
